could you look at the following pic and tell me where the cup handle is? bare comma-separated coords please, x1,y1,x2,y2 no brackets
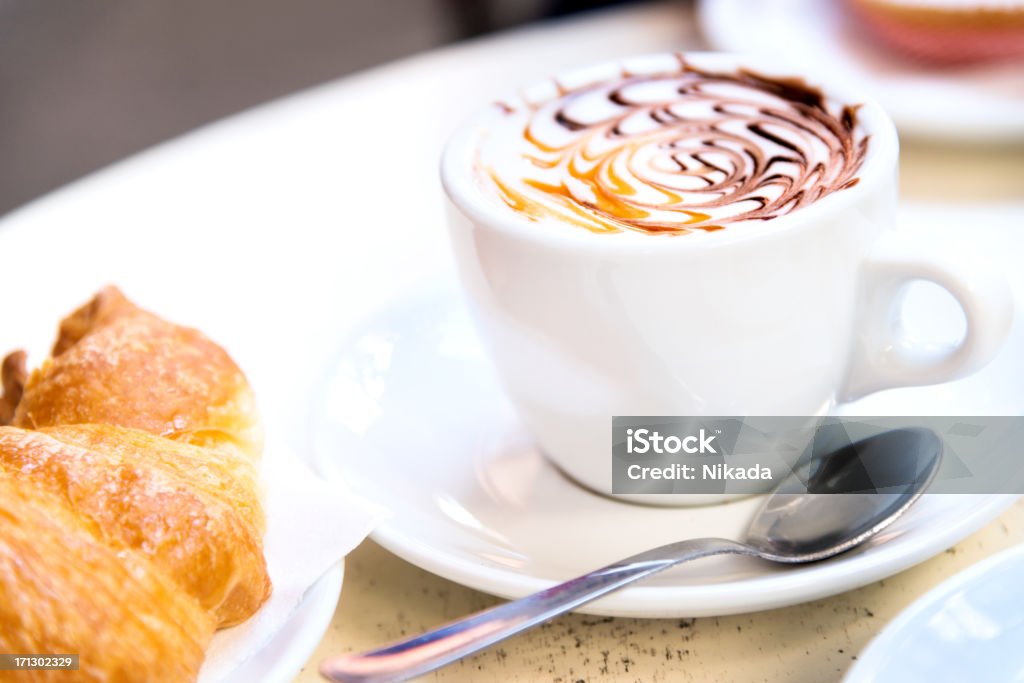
840,234,1014,401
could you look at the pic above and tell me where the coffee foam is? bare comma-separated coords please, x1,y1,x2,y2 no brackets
477,55,870,236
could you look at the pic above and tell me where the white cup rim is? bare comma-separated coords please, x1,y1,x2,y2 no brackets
441,51,900,253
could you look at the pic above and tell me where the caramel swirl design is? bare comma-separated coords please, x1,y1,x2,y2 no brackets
481,57,870,236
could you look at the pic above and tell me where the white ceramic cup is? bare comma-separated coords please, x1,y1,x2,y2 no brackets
441,52,1014,504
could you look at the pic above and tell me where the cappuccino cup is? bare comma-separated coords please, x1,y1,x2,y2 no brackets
441,52,1013,505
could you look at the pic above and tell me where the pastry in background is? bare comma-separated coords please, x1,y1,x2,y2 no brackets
846,0,1024,64
0,287,271,683
9,286,263,460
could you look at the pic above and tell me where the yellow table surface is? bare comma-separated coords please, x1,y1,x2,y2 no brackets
295,3,1024,681
299,502,1024,683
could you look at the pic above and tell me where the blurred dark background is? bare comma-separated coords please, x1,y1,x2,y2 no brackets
0,0,646,217
5,0,1023,219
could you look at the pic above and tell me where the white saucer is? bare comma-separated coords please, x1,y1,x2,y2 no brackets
309,279,1020,618
698,0,1024,142
845,543,1024,682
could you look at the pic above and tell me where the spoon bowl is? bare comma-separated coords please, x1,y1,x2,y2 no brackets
747,427,943,561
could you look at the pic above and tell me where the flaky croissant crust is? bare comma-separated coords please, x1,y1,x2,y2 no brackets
9,286,263,461
0,471,213,683
0,287,272,683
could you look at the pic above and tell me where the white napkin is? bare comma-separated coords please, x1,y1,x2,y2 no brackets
197,447,385,683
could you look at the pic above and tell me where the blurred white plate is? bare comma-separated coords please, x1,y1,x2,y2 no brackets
845,543,1024,682
224,565,343,683
308,226,1022,617
698,0,1024,141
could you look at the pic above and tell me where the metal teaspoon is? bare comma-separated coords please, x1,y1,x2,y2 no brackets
321,427,943,683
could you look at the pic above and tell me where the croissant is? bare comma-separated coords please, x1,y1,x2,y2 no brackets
0,470,214,683
0,287,272,683
9,286,262,460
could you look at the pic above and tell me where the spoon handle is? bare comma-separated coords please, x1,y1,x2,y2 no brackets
320,537,753,683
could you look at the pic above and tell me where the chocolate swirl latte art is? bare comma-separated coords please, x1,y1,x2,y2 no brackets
479,57,870,236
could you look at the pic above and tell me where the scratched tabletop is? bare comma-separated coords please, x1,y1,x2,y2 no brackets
299,505,1024,683
295,3,1024,681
